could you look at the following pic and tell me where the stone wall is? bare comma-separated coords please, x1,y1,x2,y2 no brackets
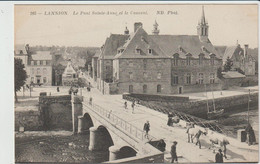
124,92,258,119
15,110,42,131
39,95,72,131
116,58,172,94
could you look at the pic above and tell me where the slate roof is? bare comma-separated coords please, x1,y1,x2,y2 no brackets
100,34,129,59
99,27,221,60
14,44,27,56
151,35,220,59
32,51,52,60
214,46,227,58
222,71,246,79
222,45,244,63
115,27,169,59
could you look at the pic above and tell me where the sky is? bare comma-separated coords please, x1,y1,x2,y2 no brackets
15,4,258,48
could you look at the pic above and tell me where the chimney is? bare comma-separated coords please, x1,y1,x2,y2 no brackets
25,44,30,53
134,22,143,32
244,44,249,59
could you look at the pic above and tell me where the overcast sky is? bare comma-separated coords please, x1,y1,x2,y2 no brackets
15,4,258,48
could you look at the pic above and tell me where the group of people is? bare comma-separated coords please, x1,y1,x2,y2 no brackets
124,100,137,114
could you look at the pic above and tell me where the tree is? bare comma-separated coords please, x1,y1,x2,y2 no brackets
223,57,233,72
15,58,27,102
217,67,223,79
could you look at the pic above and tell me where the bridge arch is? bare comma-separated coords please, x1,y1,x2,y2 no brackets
97,125,114,149
118,146,137,159
78,113,94,133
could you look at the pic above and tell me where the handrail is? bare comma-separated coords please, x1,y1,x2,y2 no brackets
82,97,156,142
123,95,235,138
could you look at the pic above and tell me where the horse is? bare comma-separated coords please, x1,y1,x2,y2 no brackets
187,127,207,143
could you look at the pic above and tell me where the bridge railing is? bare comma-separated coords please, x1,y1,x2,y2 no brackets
123,94,235,138
83,100,156,142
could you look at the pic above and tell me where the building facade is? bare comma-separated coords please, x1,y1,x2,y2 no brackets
26,51,53,86
92,7,223,95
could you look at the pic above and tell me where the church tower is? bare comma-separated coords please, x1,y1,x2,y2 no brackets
197,6,209,42
152,20,160,35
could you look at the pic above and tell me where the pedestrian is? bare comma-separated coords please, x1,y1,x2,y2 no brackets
220,140,229,159
215,149,224,163
167,112,173,126
57,87,60,92
124,101,127,109
245,123,256,146
193,130,204,149
89,96,93,105
171,141,178,163
143,121,150,139
131,101,135,114
156,139,166,152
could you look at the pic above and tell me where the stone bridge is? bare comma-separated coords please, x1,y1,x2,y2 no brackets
71,95,164,163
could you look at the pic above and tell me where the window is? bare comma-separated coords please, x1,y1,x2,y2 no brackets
37,61,40,65
143,72,148,79
186,56,191,66
199,55,203,65
198,73,204,84
173,74,178,85
157,72,162,79
31,68,34,74
136,49,141,54
43,68,47,74
210,73,215,84
173,56,178,66
148,49,152,54
43,60,46,65
129,61,133,67
143,59,147,69
43,77,47,83
210,56,215,65
31,61,34,65
37,68,40,74
143,85,147,93
129,72,133,80
31,77,34,83
186,73,191,84
129,85,133,93
157,84,161,93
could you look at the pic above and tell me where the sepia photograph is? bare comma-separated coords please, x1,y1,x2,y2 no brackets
14,3,258,163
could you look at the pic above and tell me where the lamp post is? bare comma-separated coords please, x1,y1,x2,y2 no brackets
102,55,105,95
247,89,251,124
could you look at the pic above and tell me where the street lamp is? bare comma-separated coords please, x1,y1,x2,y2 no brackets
247,89,251,124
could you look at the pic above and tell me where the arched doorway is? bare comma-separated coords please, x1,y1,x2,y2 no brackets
129,85,133,93
143,84,147,93
118,146,137,159
157,84,161,93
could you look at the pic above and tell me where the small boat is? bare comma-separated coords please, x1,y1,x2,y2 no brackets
205,84,224,119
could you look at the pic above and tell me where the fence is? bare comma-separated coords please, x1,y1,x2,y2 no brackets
123,94,235,138
82,98,156,142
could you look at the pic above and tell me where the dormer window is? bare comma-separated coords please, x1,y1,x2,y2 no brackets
199,54,204,65
148,49,152,54
173,54,179,66
186,54,192,66
136,46,141,54
141,36,145,41
210,54,215,65
178,46,183,52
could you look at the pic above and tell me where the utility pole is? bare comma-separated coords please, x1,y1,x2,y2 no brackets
247,89,251,124
102,54,105,95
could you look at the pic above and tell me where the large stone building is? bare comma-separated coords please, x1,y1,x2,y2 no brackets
92,7,223,94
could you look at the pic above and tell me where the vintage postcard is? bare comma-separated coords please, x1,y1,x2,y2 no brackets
14,3,258,163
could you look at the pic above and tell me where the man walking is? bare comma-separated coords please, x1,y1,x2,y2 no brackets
193,130,204,149
131,101,135,114
124,101,127,109
143,121,150,139
171,141,178,163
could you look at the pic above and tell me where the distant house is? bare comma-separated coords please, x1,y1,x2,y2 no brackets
223,43,256,76
62,59,78,86
14,44,30,65
27,51,53,86
52,53,67,86
222,71,246,89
